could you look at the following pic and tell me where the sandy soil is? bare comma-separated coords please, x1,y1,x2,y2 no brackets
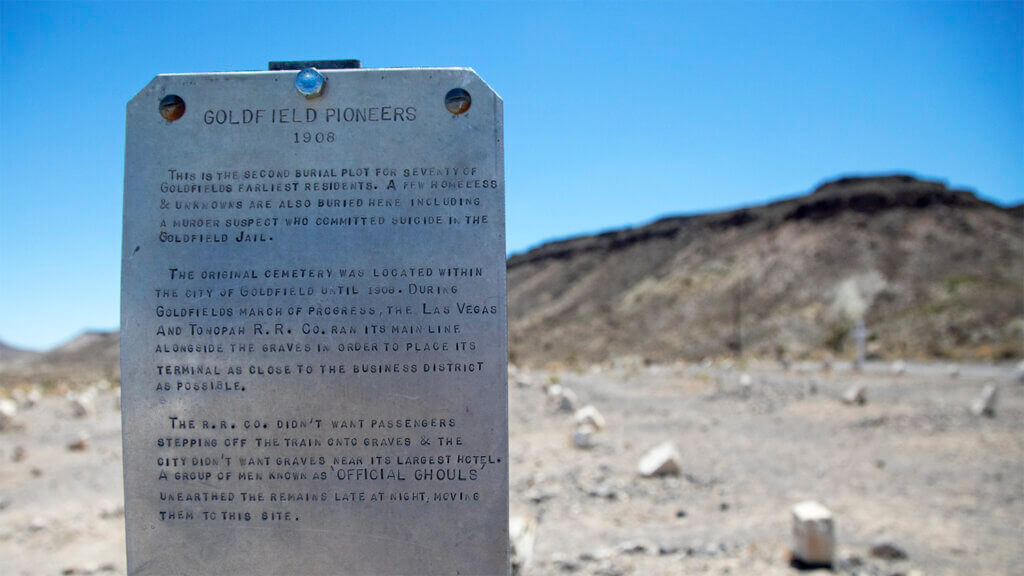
1,361,1021,575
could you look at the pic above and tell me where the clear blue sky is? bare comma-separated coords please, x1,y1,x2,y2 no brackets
1,1,1021,351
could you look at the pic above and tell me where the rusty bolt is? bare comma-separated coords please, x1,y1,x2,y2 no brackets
445,88,471,114
159,95,185,122
295,68,325,99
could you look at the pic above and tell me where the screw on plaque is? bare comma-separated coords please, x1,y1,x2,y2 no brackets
159,95,185,121
295,68,325,98
445,88,471,114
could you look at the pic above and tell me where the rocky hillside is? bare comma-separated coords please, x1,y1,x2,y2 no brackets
508,175,1023,366
0,331,120,389
1,175,1020,382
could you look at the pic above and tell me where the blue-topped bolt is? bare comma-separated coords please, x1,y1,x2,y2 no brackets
295,68,325,98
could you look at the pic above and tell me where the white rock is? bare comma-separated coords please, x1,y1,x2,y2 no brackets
891,360,906,376
0,399,18,431
571,424,597,450
841,385,867,406
946,363,960,378
573,405,606,430
509,365,531,388
971,384,998,417
25,388,41,409
509,515,536,576
69,388,98,418
546,385,576,412
638,442,681,477
791,500,835,567
1016,360,1024,384
738,373,753,395
70,396,92,418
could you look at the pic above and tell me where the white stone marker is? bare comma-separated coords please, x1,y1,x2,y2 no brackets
0,398,18,430
122,64,508,575
841,384,867,406
509,515,537,575
573,405,606,429
891,359,907,376
791,500,835,567
971,384,998,417
637,442,681,477
547,384,577,412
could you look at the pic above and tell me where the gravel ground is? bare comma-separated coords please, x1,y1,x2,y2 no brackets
508,360,1023,576
1,360,1022,575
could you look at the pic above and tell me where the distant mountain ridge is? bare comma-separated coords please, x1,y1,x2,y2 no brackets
510,176,1000,266
508,175,1022,365
0,331,119,388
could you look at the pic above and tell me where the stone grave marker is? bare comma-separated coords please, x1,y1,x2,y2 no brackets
121,63,508,575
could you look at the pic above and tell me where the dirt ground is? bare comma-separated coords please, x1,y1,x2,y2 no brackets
1,360,1021,575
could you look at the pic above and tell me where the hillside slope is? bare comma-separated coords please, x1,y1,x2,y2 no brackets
0,331,120,389
0,341,41,363
508,175,1023,365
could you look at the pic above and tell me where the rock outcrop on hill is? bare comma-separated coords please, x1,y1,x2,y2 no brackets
508,175,1022,365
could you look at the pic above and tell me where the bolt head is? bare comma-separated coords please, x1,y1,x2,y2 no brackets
445,88,471,114
295,68,325,98
159,94,186,122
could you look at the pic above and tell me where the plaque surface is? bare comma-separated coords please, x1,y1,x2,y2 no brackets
121,68,507,575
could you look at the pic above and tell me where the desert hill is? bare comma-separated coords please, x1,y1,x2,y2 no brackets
508,175,1023,366
0,340,41,363
0,331,119,389
1,175,1020,385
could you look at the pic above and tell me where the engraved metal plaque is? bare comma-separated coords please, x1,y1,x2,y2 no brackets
121,68,507,575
